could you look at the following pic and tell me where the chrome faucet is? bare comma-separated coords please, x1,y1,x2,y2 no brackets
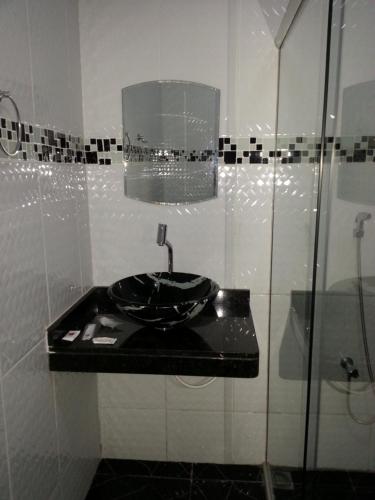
156,223,174,273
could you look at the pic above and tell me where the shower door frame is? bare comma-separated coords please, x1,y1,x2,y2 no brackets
265,0,337,497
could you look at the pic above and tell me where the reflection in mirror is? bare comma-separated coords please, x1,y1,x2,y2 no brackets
337,80,375,205
122,80,220,205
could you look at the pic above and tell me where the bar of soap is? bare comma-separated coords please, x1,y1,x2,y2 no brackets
92,337,117,345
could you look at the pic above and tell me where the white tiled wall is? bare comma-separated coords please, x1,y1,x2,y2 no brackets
79,0,229,138
257,0,290,39
0,1,100,499
80,0,278,465
0,158,100,500
79,0,277,139
97,294,270,465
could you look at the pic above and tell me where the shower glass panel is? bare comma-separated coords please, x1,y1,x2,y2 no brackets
305,0,375,485
267,0,328,493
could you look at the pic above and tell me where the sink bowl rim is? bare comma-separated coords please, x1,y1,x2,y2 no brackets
108,272,220,307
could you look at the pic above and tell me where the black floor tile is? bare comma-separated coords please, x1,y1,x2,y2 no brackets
272,467,304,487
152,461,193,479
95,459,114,476
191,480,265,499
230,481,266,499
190,479,232,499
355,487,375,500
274,487,303,500
349,472,375,488
275,484,356,500
102,459,192,479
86,477,191,500
193,463,262,482
307,486,355,500
306,470,351,487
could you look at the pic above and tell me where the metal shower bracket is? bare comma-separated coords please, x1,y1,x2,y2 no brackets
0,90,22,157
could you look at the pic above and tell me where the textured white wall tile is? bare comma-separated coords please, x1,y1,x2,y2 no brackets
65,0,84,137
257,0,290,39
0,160,49,374
87,163,226,286
268,294,307,415
101,408,167,460
267,413,306,467
319,380,375,417
49,485,63,500
317,414,372,471
232,165,273,294
99,374,166,409
0,383,10,500
39,163,82,321
271,164,318,294
0,159,40,213
328,0,375,134
166,376,225,412
2,341,59,500
369,426,375,471
79,0,277,137
231,412,266,465
234,295,268,414
277,0,327,136
28,0,71,131
75,164,93,292
54,373,100,474
231,0,278,137
60,457,99,500
79,0,163,138
0,0,34,123
167,410,224,463
159,0,228,132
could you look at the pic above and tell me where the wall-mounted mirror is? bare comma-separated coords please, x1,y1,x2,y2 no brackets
122,80,220,205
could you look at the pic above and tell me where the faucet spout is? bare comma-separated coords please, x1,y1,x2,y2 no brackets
165,240,174,273
156,223,174,273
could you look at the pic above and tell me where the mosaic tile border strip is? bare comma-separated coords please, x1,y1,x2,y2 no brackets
1,115,375,166
0,116,84,163
84,138,217,165
84,135,375,166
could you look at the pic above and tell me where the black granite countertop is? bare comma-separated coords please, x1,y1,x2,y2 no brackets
48,287,259,378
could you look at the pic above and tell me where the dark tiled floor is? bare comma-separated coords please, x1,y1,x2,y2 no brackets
273,468,375,500
86,460,266,500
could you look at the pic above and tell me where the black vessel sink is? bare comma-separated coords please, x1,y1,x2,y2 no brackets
108,272,220,329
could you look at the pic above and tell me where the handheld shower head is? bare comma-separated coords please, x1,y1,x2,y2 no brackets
157,223,167,246
354,212,372,238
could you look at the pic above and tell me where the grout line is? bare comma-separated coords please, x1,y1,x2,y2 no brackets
2,337,44,379
0,375,14,500
73,164,85,295
24,0,36,125
164,375,168,462
51,372,64,481
36,162,52,323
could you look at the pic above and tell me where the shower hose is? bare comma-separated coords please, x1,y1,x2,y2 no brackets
327,236,375,425
345,237,375,425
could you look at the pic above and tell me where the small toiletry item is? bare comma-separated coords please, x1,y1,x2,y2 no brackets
62,330,81,342
82,323,100,341
92,337,117,345
97,315,122,329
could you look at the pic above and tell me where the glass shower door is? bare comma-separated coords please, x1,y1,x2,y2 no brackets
267,0,329,496
304,0,375,495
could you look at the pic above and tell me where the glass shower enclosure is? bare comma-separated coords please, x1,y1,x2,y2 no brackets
267,0,375,498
